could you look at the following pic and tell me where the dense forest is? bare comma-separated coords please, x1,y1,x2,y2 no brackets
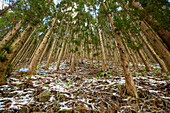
0,0,169,112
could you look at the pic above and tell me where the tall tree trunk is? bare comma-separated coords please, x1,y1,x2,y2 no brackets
0,20,24,51
103,2,138,98
38,37,51,65
11,28,36,65
0,23,34,84
129,33,152,71
27,17,57,75
56,24,69,71
90,42,94,68
45,37,57,69
97,18,107,71
80,41,84,63
122,39,136,69
138,20,170,72
131,1,170,50
139,31,168,72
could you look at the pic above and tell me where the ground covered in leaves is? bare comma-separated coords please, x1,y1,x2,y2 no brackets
0,60,169,113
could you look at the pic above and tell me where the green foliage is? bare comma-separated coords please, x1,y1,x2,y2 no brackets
0,54,8,62
66,81,72,86
2,44,13,53
45,84,49,87
56,78,60,83
163,73,170,78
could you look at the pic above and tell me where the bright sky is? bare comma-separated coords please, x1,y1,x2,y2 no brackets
0,0,170,10
0,0,62,10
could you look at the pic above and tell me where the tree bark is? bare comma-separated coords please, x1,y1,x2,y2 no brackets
139,31,168,72
138,20,170,72
27,17,57,75
45,37,57,69
0,20,24,51
97,18,107,71
103,2,138,98
56,24,69,71
131,1,170,50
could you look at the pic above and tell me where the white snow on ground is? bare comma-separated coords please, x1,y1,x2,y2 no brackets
0,62,169,112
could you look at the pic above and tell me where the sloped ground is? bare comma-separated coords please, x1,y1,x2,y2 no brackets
0,60,169,113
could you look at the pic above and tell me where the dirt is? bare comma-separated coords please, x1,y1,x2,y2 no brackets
0,60,169,113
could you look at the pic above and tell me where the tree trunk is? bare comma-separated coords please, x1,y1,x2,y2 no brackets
38,37,51,65
138,20,170,72
56,39,66,71
97,18,107,71
27,17,57,75
90,42,94,68
131,1,170,50
11,28,36,65
103,2,138,98
0,20,24,51
129,33,152,71
139,31,168,72
45,37,57,69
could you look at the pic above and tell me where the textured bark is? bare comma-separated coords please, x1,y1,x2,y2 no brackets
97,18,107,71
131,1,170,50
122,39,136,69
11,24,34,56
140,31,168,72
0,20,24,51
45,37,57,69
38,38,51,64
56,24,69,71
115,32,138,98
27,17,57,75
62,44,68,60
139,20,170,72
129,33,152,71
28,37,43,65
0,23,34,84
11,28,36,66
0,61,8,85
55,49,60,62
81,40,85,63
90,42,94,68
103,2,138,98
56,40,66,71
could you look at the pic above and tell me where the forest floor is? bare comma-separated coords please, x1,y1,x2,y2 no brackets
0,59,169,113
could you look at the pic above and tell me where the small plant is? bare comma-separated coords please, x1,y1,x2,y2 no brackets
75,93,80,99
163,73,170,78
45,84,49,87
100,72,104,76
118,85,121,90
56,92,61,98
56,78,60,83
142,67,146,71
0,54,8,62
66,81,72,86
133,72,136,76
106,74,111,77
27,75,32,78
63,95,65,101
95,74,101,78
2,44,12,53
